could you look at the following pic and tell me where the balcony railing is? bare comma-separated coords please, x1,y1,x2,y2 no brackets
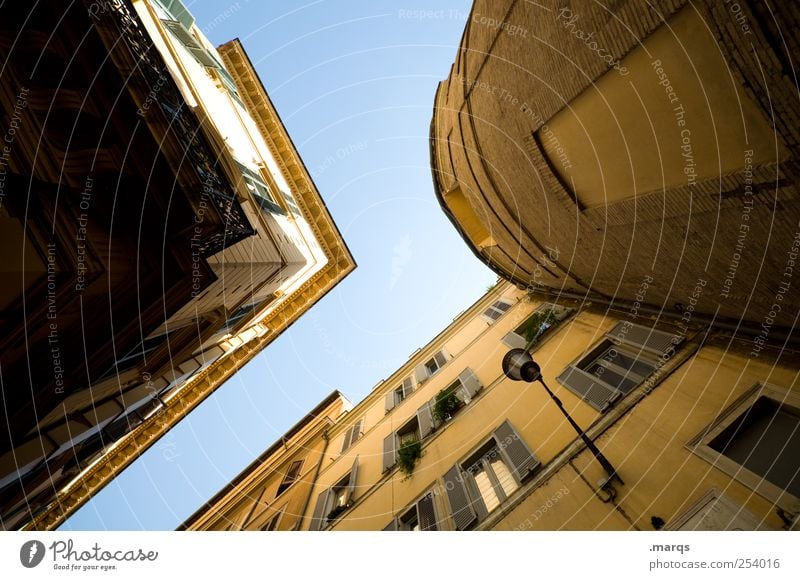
89,0,255,256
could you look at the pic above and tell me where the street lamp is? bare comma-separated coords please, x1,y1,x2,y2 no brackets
502,348,623,486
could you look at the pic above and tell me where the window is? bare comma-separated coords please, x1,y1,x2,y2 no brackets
236,161,285,216
154,0,194,28
383,491,438,531
556,321,682,411
340,418,364,453
443,421,539,530
276,459,303,496
261,511,281,531
482,299,512,322
385,377,413,413
414,349,450,384
689,384,800,511
502,303,573,350
216,301,260,336
382,368,484,473
309,457,359,530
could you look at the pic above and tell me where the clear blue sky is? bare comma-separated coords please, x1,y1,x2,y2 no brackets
61,0,493,530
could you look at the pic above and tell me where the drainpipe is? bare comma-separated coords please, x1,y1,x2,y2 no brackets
295,428,330,530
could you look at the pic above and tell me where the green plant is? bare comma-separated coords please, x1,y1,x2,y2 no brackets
432,388,461,423
326,504,347,523
520,309,557,348
397,439,422,477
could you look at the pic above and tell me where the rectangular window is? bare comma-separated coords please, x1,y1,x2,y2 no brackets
385,491,438,531
556,321,681,411
482,299,512,322
340,418,364,453
276,459,303,496
443,421,539,530
424,351,448,376
236,161,285,216
310,457,359,530
384,377,413,413
689,384,800,511
261,508,283,531
502,303,573,350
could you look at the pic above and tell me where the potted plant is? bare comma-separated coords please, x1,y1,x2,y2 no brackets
432,388,461,423
522,308,557,349
397,439,422,477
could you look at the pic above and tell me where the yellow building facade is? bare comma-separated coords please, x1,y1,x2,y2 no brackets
188,281,798,531
299,282,798,531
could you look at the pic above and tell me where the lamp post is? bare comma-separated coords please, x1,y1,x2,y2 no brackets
502,348,623,486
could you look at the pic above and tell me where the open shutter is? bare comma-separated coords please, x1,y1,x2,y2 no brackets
385,391,397,413
401,377,414,398
414,364,428,384
382,518,398,531
417,401,436,438
434,351,448,367
352,419,363,444
494,420,539,482
346,456,359,504
310,488,331,531
606,322,682,356
556,366,620,411
502,331,528,349
340,426,354,453
443,465,477,530
457,367,482,403
418,492,438,531
382,433,396,472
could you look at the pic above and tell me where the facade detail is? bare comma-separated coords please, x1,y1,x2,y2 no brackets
430,0,800,332
185,281,799,530
0,0,354,530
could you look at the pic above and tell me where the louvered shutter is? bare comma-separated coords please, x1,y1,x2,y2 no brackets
382,433,396,472
382,518,398,531
414,364,428,384
606,322,682,356
310,488,331,531
385,391,397,413
434,351,448,367
417,401,436,438
556,366,620,411
340,426,353,453
443,465,477,530
457,368,482,403
494,420,539,482
502,331,528,349
417,492,438,531
401,377,414,398
346,456,359,503
351,419,363,445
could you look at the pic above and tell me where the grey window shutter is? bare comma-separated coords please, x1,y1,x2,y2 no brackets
434,351,448,367
352,419,363,443
341,426,353,453
385,391,397,413
606,322,681,357
457,367,482,402
346,456,359,503
417,401,436,438
443,465,477,530
502,331,528,350
417,492,438,531
556,365,620,411
310,488,331,531
382,518,398,531
494,420,539,482
414,364,428,384
401,377,414,398
382,433,396,472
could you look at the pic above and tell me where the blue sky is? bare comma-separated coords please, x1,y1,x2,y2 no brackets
61,0,494,530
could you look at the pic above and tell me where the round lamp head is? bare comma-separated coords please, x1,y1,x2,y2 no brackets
502,348,541,382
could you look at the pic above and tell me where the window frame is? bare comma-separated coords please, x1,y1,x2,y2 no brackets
275,459,304,497
392,489,439,531
556,321,681,411
502,302,574,351
481,298,513,323
687,383,800,512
